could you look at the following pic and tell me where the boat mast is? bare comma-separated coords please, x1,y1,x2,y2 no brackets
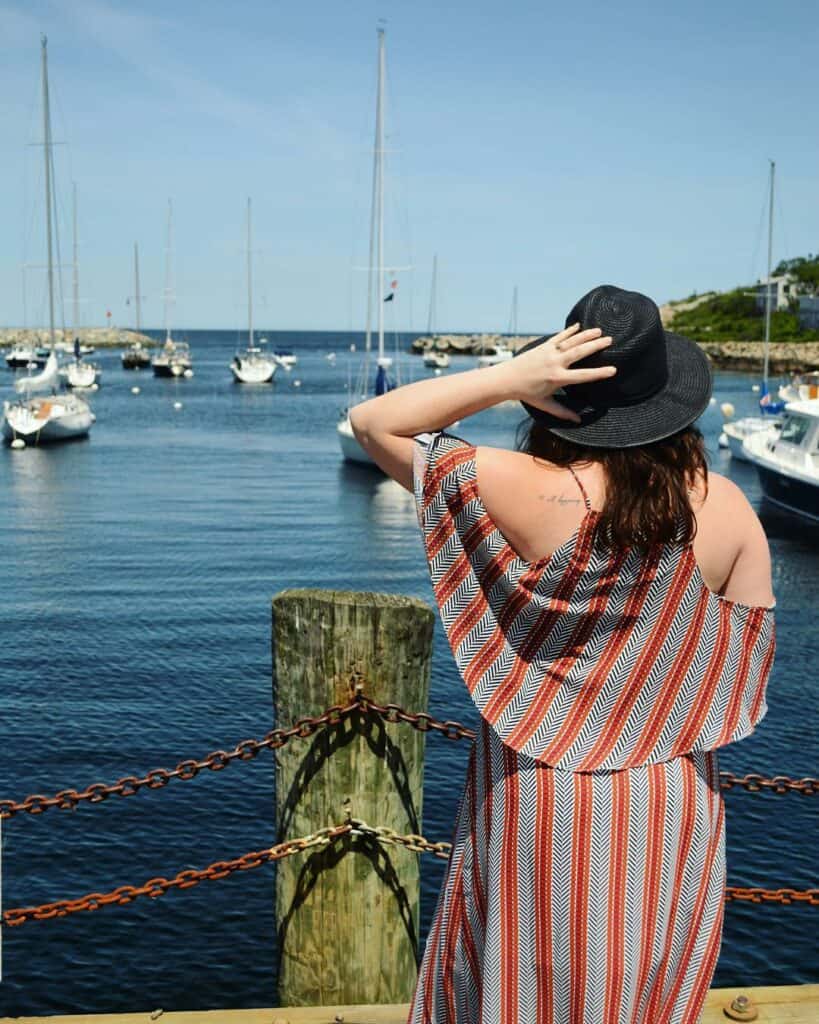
509,285,519,335
41,36,56,350
133,242,142,332
246,197,254,348
763,160,775,388
72,182,79,337
427,253,438,335
163,199,173,344
376,27,386,366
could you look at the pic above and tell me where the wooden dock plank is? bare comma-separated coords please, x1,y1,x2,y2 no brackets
3,985,819,1024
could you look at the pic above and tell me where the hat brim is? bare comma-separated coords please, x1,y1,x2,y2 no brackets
519,331,713,447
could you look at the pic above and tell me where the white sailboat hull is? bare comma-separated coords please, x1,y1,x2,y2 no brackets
3,394,94,444
230,356,276,384
62,361,101,388
337,415,378,467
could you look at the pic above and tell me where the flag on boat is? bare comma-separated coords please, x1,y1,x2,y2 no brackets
383,279,398,302
383,292,394,303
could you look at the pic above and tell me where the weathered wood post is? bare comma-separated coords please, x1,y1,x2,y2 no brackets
272,588,435,1008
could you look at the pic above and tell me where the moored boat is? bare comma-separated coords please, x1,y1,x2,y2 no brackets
742,398,819,520
230,199,276,385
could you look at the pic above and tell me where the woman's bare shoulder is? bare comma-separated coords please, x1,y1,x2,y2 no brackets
694,471,775,608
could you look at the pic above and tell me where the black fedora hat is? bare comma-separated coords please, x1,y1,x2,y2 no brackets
517,285,713,447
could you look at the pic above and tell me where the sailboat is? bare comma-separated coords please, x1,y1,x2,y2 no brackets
230,198,276,384
152,200,193,378
477,286,518,367
721,161,784,461
338,27,400,466
3,37,94,446
61,183,101,388
122,242,151,369
423,253,450,369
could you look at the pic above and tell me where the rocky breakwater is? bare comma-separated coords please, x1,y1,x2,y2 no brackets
0,326,156,349
411,333,539,355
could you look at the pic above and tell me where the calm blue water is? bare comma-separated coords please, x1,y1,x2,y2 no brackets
0,331,816,1016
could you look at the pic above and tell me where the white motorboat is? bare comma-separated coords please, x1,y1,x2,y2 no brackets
742,399,819,520
3,39,94,447
61,359,101,388
5,345,38,369
338,29,402,467
423,350,450,369
720,417,779,463
230,199,276,385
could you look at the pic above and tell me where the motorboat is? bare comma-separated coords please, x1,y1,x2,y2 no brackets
5,345,38,369
742,399,819,520
229,199,276,385
720,416,779,463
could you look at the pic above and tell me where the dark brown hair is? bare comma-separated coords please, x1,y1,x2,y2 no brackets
515,421,709,549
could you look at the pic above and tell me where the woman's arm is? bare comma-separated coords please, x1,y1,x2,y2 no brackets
349,324,615,489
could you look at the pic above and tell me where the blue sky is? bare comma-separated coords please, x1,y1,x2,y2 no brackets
1,0,817,333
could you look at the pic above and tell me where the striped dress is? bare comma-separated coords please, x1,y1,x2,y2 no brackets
409,432,776,1024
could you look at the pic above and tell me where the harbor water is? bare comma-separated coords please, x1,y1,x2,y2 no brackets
0,331,816,1016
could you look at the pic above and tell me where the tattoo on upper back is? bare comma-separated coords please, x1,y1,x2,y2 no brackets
539,493,582,507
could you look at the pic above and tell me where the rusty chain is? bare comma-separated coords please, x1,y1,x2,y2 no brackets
5,817,817,927
2,694,817,820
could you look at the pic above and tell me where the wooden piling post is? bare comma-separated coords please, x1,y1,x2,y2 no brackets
272,589,435,1008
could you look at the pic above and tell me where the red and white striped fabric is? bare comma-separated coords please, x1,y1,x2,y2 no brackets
408,431,776,1024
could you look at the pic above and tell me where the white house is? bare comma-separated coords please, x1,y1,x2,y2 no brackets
755,274,798,313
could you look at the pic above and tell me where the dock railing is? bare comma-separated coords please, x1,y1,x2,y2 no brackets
1,588,817,1018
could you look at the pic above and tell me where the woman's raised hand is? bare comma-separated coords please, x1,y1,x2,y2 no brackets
497,324,617,421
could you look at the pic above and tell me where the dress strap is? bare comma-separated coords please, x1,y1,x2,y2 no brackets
566,465,592,511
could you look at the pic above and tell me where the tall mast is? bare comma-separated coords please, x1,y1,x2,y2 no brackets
509,285,519,335
133,242,142,332
427,253,438,335
763,160,775,387
375,27,386,365
163,199,173,343
41,36,55,349
246,197,254,348
72,182,79,336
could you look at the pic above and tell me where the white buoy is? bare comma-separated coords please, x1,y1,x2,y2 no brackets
183,369,194,379
751,384,760,393
10,438,26,450
708,397,716,406
173,401,183,410
293,379,302,388
131,386,141,395
720,401,735,419
91,383,99,391
350,343,357,353
434,368,442,376
326,352,336,361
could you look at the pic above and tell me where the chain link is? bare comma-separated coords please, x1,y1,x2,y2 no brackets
5,818,817,926
2,696,817,820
